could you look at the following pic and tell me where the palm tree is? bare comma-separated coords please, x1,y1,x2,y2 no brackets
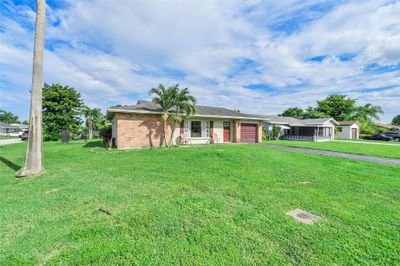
149,84,177,147
149,84,196,147
0,109,19,124
16,0,46,177
353,103,383,121
83,107,102,140
168,87,196,146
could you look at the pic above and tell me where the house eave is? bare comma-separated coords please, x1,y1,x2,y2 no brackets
107,108,266,121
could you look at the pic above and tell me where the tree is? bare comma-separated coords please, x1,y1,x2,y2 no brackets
16,0,46,178
149,84,196,147
353,103,383,121
392,115,400,126
0,109,19,124
315,95,356,121
149,84,177,147
43,83,84,141
302,107,329,119
280,107,304,118
82,107,103,140
168,86,196,146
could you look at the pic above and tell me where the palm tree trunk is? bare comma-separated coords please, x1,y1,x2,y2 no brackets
16,0,46,177
163,118,169,147
168,114,180,146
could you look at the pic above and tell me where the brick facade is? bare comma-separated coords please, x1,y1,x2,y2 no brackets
116,113,172,149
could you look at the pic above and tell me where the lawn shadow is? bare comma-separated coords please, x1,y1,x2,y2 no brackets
0,156,21,171
83,141,106,148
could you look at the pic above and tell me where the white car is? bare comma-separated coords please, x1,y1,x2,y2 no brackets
6,132,20,137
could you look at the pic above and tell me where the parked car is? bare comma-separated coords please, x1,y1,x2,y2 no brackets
20,130,29,141
383,131,400,142
363,134,393,141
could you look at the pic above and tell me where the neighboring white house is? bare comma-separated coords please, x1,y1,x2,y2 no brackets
264,116,338,142
337,121,360,139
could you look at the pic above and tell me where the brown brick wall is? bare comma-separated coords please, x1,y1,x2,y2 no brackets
116,113,172,149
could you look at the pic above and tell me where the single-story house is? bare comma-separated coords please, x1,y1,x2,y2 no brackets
374,122,400,131
10,123,29,130
107,100,265,149
264,116,338,142
0,122,20,136
337,121,360,139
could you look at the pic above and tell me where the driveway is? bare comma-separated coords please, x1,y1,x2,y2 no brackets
0,139,23,146
257,144,400,165
336,140,400,146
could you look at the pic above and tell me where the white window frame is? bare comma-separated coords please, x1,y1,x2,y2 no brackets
184,120,211,138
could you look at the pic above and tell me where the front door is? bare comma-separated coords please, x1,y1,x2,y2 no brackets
223,122,230,142
352,128,357,139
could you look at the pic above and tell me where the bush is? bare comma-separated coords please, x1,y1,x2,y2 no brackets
99,125,112,147
272,125,281,140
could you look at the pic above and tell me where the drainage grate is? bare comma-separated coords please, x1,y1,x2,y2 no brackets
286,208,319,224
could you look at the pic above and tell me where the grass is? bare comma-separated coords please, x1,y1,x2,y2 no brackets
264,140,400,159
1,141,399,264
0,136,18,140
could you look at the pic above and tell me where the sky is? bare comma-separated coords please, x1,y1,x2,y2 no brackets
0,0,399,123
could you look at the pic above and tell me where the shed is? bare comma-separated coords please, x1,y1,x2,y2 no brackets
337,121,360,139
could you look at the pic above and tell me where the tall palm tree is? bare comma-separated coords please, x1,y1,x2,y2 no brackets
83,107,102,140
16,0,46,177
149,84,177,147
169,87,196,146
353,103,383,121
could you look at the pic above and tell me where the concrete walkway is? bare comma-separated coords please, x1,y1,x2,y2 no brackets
257,144,400,165
336,140,400,146
0,138,23,146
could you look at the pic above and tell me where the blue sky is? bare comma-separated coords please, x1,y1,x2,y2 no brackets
1,0,399,123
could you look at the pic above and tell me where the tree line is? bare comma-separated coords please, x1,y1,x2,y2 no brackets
0,109,28,125
1,84,108,141
42,83,108,141
280,95,399,134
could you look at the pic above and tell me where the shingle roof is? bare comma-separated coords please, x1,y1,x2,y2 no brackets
265,116,338,126
0,122,19,128
108,100,266,120
338,121,358,126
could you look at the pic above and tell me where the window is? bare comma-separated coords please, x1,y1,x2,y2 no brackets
318,127,324,136
191,121,202,137
337,127,342,132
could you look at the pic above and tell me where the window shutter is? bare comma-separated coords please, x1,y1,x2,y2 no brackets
184,120,190,137
205,121,210,138
201,121,206,137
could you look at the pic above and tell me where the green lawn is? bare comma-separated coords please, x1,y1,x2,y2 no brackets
0,136,18,140
1,141,399,264
265,140,400,159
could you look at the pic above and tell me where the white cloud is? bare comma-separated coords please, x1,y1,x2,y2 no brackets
0,0,399,122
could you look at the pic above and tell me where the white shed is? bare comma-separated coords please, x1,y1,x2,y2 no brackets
337,121,361,139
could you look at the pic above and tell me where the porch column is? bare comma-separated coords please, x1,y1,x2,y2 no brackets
233,120,241,143
257,122,263,143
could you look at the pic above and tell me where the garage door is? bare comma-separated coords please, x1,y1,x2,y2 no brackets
240,123,257,143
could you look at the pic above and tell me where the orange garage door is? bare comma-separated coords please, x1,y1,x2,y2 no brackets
240,123,257,143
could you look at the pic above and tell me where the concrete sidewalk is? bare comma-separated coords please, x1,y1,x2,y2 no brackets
0,139,23,146
336,140,400,146
257,144,400,165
